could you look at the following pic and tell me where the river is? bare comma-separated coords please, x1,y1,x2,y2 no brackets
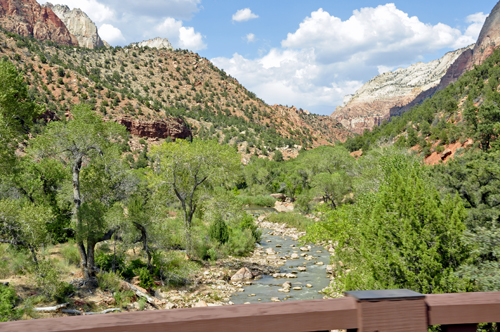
229,227,332,304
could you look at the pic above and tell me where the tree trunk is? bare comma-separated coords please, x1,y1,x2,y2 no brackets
84,240,96,279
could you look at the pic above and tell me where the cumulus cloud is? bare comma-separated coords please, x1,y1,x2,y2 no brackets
245,33,256,43
213,4,488,115
98,24,125,43
232,8,259,22
154,18,206,51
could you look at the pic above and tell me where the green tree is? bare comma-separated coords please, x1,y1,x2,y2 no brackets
0,199,52,264
150,139,240,253
29,104,128,279
0,60,42,173
345,155,470,293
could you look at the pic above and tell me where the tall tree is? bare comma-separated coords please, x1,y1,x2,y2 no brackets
29,104,128,279
150,139,240,254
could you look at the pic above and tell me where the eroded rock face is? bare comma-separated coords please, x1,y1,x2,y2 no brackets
0,0,78,46
118,117,192,140
437,1,500,89
130,37,173,50
332,46,472,134
43,3,106,49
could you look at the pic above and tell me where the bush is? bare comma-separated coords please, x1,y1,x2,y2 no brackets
60,241,80,266
238,215,261,242
97,271,121,292
95,251,126,274
265,212,313,232
0,284,22,322
137,267,154,290
226,228,255,256
32,260,74,302
209,218,229,244
236,195,276,207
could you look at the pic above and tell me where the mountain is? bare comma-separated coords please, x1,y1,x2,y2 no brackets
43,3,107,49
130,37,174,50
437,1,500,89
0,27,351,162
0,0,78,46
332,46,472,134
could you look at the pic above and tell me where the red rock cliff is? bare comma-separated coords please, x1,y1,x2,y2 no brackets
0,0,78,46
438,1,500,89
118,117,192,140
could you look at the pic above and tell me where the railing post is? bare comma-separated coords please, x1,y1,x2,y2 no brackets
345,289,427,332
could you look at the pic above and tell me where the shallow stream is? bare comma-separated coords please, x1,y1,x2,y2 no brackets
229,228,331,304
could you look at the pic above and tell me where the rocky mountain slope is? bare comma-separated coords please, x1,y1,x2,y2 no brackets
0,0,77,46
332,46,472,134
130,37,173,50
43,3,107,49
0,27,351,162
437,1,500,89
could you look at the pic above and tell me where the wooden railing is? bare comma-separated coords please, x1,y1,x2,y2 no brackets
2,290,500,332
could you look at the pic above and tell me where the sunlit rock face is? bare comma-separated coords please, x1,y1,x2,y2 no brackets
0,0,78,46
332,46,472,134
130,37,174,50
43,3,107,49
438,1,500,90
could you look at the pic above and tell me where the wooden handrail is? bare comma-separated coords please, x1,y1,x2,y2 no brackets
0,298,358,332
1,291,499,332
426,291,500,326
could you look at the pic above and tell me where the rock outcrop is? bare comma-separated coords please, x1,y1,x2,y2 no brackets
130,37,173,50
118,117,192,140
438,1,500,89
332,46,472,134
0,0,78,46
43,3,107,49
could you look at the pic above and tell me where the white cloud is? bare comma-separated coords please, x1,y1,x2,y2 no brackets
232,8,259,22
98,24,125,44
213,5,488,115
154,18,206,51
245,33,256,43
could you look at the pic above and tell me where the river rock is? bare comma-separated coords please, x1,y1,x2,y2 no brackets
266,248,275,255
231,267,254,281
299,247,309,252
297,267,307,272
306,284,313,288
285,273,297,279
291,253,299,259
282,281,292,290
315,262,324,266
293,287,302,291
271,297,281,302
326,265,334,274
193,300,208,307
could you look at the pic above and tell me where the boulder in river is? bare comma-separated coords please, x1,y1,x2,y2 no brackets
231,267,254,281
291,253,299,259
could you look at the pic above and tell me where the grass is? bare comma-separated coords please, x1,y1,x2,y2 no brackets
265,212,314,232
236,195,276,207
59,241,80,266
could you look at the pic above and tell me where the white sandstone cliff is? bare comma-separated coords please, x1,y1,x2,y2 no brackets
130,37,173,50
332,45,474,134
43,3,107,49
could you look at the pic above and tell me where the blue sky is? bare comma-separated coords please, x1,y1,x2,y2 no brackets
37,0,498,115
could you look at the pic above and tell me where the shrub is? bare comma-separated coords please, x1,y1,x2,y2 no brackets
265,212,313,232
209,218,229,244
97,271,121,292
226,228,255,256
32,260,74,302
60,241,80,266
95,251,126,274
236,195,276,207
137,267,154,289
0,284,22,322
238,215,261,242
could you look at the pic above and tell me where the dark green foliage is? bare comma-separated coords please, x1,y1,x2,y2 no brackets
137,267,154,289
0,284,22,322
209,218,229,244
274,150,284,162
